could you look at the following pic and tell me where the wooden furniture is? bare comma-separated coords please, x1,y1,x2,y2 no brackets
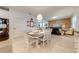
48,17,71,29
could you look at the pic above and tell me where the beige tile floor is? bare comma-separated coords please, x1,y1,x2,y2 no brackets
74,32,79,52
12,34,76,53
0,40,12,53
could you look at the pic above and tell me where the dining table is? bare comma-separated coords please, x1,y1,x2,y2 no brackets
26,30,45,48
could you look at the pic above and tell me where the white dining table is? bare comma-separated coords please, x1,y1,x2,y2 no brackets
26,30,44,48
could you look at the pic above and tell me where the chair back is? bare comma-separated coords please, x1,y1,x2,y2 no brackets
43,29,51,41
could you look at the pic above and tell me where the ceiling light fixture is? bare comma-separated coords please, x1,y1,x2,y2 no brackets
37,14,43,21
52,16,58,19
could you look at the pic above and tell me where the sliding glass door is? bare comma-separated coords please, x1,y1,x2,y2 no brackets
0,18,9,41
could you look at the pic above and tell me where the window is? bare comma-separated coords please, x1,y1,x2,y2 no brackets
71,16,77,29
0,19,3,30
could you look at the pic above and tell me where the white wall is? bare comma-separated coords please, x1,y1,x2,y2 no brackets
0,9,9,18
53,7,75,18
9,8,37,41
9,8,26,40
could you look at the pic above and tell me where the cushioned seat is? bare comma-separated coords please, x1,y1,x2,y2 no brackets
65,28,74,35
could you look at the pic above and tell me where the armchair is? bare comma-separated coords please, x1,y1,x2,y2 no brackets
65,28,74,35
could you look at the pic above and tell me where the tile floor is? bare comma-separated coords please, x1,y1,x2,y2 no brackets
12,34,76,53
0,40,12,53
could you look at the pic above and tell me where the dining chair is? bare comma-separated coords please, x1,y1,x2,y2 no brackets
24,33,38,51
39,29,51,47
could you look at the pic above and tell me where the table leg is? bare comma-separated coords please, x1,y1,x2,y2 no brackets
36,40,40,48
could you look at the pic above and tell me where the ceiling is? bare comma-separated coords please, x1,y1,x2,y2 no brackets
1,6,78,19
8,6,77,17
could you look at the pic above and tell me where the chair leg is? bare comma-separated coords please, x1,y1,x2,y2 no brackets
43,41,45,48
36,40,40,48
